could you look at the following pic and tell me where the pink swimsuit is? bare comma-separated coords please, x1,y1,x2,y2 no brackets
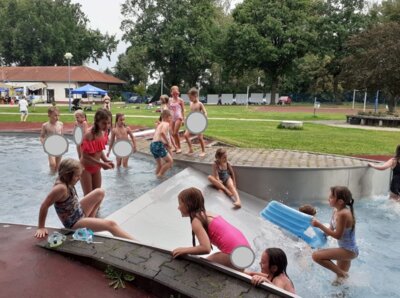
208,216,250,254
169,100,183,122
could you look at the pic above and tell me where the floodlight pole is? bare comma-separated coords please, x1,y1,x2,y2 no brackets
352,89,359,110
363,90,367,112
64,52,73,112
160,72,163,96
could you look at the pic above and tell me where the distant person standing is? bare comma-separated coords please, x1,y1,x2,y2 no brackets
18,95,29,122
217,95,222,105
103,94,111,111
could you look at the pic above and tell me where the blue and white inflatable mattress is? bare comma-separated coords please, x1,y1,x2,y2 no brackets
261,200,326,248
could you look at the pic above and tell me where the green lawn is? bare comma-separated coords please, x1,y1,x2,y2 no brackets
0,104,397,155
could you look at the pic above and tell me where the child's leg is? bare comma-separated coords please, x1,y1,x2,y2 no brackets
207,252,242,271
73,217,134,240
54,156,62,171
76,147,82,159
208,175,233,196
198,134,205,155
157,153,173,177
312,248,356,278
80,170,93,196
155,158,162,175
92,170,102,191
122,157,129,168
116,157,122,167
184,130,193,153
80,188,105,217
48,156,56,172
20,113,24,122
173,119,182,151
226,178,241,207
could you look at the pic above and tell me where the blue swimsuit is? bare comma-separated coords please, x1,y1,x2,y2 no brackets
216,161,231,185
331,215,359,256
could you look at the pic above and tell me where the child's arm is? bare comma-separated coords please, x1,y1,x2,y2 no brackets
246,271,269,278
160,124,170,146
60,122,64,135
107,129,116,157
368,158,395,170
251,274,272,286
35,184,66,238
312,212,347,239
200,103,208,117
127,127,137,152
39,123,47,144
227,162,237,186
211,163,220,180
180,98,185,120
172,218,211,258
82,121,89,134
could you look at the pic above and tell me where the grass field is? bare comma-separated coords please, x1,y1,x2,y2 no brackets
0,104,397,156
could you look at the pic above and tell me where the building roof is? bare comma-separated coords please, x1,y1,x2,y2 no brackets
0,66,125,85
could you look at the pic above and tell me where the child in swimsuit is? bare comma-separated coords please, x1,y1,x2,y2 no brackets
157,95,177,153
368,144,400,201
312,186,359,285
74,110,89,158
107,113,137,168
169,86,185,154
247,248,295,294
184,87,208,157
34,158,133,240
172,187,250,270
150,109,173,178
208,148,241,208
80,109,114,195
40,107,64,173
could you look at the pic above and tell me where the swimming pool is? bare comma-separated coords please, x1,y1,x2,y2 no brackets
0,133,183,227
248,196,400,298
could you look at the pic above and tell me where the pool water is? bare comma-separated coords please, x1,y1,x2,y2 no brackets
0,133,183,227
249,196,400,297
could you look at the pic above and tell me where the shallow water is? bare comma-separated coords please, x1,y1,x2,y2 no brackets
0,133,183,227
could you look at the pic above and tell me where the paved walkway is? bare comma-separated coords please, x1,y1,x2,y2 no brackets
310,119,400,132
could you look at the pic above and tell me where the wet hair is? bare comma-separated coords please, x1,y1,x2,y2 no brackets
265,248,291,283
299,204,316,216
178,187,209,247
394,145,400,160
160,95,169,105
161,109,171,120
330,186,356,231
115,113,125,127
92,108,111,135
58,158,82,186
188,87,199,97
215,148,227,161
47,106,59,115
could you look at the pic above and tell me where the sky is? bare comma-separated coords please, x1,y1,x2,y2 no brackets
73,0,243,71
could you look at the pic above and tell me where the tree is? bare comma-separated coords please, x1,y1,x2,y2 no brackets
314,0,369,103
223,0,317,103
341,22,400,112
120,0,220,89
0,0,117,66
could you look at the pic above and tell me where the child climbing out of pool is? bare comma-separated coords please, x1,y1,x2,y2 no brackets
184,87,207,157
80,109,114,196
246,248,295,294
40,106,64,172
169,86,185,153
172,187,251,270
34,158,133,240
368,144,400,201
150,109,173,178
311,186,358,285
208,148,241,208
74,110,89,158
107,113,137,168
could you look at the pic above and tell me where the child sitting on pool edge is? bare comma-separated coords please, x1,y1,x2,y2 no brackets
35,158,134,240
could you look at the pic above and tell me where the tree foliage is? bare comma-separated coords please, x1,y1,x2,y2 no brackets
0,0,117,66
223,0,317,103
120,0,220,89
341,22,400,112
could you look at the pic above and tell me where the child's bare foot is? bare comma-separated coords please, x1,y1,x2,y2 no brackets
199,152,206,157
176,149,182,154
332,273,349,286
185,151,194,156
233,201,242,209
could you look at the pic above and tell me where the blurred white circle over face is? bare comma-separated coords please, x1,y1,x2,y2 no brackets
72,126,83,145
113,140,133,158
230,246,255,269
43,135,69,157
185,112,207,134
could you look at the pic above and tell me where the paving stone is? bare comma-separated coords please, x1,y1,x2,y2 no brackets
109,244,135,260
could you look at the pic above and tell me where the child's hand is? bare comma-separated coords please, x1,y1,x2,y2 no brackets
35,228,48,238
311,218,321,228
172,247,187,258
102,161,114,170
251,275,270,286
132,145,137,153
106,151,110,158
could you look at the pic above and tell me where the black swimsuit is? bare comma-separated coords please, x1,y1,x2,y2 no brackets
390,160,400,195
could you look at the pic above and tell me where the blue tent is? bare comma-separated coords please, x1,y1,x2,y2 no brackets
71,84,107,95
